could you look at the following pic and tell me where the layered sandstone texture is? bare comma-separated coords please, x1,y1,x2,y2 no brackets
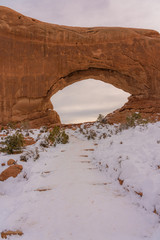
0,6,160,127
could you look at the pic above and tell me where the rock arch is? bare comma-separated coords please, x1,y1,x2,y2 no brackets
0,6,160,127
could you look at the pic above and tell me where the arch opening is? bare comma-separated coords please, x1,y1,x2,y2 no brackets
51,79,130,124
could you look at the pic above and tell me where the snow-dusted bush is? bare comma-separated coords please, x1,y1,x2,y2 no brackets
1,132,24,154
96,114,106,124
7,121,16,130
48,126,69,146
20,147,40,162
77,123,116,141
39,138,49,148
87,129,97,140
126,112,148,128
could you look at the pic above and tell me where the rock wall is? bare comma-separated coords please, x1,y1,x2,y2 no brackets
0,6,160,127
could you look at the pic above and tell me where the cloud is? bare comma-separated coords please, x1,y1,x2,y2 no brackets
1,0,160,31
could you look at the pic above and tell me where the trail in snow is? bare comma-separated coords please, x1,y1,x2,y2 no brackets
0,134,158,240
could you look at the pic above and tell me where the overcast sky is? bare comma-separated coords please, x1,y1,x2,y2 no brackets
1,0,160,123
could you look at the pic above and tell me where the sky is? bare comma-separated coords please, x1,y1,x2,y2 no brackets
1,0,160,123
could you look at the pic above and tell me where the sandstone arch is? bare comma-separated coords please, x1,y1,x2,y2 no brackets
0,6,160,127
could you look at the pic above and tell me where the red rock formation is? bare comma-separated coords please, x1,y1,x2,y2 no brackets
0,164,23,181
1,230,23,239
7,159,16,166
24,137,36,146
0,6,160,127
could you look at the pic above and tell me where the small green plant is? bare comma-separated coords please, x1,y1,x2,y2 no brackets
126,112,141,127
126,112,148,128
36,133,42,142
34,147,40,161
97,114,106,124
99,132,107,140
40,137,49,148
20,154,28,162
1,133,24,154
7,121,16,129
87,130,97,140
48,126,69,146
20,147,40,162
60,131,69,144
79,127,85,134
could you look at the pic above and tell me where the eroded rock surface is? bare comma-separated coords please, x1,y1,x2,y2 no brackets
7,159,16,166
1,230,23,239
0,164,23,181
0,7,160,126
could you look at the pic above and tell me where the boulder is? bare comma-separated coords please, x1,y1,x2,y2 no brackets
0,165,23,181
7,159,16,166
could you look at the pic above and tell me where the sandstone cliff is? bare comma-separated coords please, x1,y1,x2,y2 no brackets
0,6,160,127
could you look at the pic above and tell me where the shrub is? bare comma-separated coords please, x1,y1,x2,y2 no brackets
1,133,24,154
97,114,106,124
25,132,30,137
20,147,40,162
87,130,97,140
20,154,28,162
48,126,69,146
126,112,141,127
126,112,148,128
36,133,42,142
34,147,40,161
40,138,49,148
102,133,107,139
29,130,34,134
79,126,97,140
79,127,85,134
7,121,16,129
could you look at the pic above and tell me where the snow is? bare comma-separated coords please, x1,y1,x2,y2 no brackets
0,122,160,239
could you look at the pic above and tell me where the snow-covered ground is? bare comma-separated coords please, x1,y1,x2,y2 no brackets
0,122,160,239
